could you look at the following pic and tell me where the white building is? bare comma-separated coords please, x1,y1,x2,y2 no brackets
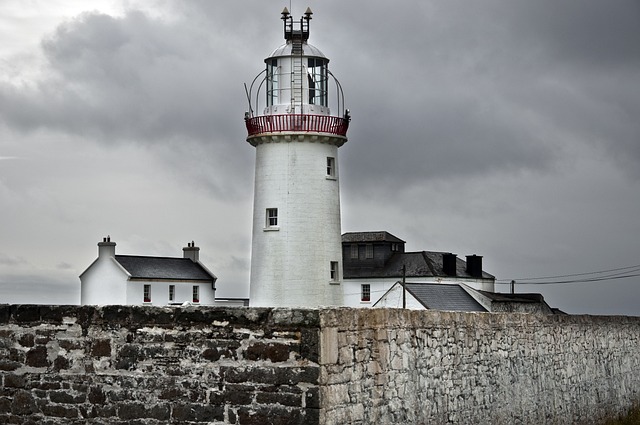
245,8,350,307
341,232,496,308
80,237,221,306
374,281,558,314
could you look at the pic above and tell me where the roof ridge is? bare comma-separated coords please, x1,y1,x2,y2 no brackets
115,254,191,261
421,251,437,276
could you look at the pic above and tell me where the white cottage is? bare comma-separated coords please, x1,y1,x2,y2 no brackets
80,237,218,306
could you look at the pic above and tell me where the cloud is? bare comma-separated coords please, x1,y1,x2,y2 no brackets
0,253,26,266
57,262,73,270
1,11,232,142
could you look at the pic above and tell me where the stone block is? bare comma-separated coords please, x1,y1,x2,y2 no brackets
50,390,86,404
10,390,38,416
245,341,292,362
41,404,79,419
25,346,49,368
91,339,111,357
171,403,223,422
320,327,338,365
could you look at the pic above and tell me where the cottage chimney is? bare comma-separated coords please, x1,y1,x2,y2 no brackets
442,253,457,276
183,241,200,262
98,236,116,258
465,255,483,278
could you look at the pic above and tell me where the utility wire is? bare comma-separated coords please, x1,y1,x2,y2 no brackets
496,263,640,285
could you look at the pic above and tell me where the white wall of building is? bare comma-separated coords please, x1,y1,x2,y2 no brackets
373,283,426,310
250,138,344,307
343,277,495,308
80,256,128,305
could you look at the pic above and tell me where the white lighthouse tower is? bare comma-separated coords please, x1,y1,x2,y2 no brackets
245,8,350,307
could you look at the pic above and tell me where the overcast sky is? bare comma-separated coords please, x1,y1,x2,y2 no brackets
1,1,639,315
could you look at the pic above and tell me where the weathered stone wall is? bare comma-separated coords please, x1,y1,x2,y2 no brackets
1,306,639,424
319,309,640,425
0,305,321,425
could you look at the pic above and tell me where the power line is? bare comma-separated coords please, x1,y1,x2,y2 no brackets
499,263,640,281
496,263,640,285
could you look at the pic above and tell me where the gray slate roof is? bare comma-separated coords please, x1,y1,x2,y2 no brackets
344,251,495,280
342,231,405,243
405,283,486,312
115,255,215,281
475,291,546,304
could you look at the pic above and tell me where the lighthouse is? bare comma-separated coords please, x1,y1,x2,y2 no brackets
245,8,350,307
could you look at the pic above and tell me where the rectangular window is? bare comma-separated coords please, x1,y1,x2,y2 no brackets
169,285,175,302
143,284,151,303
350,244,358,259
192,286,200,303
266,208,278,227
365,244,374,259
267,59,279,107
326,157,335,177
361,284,371,302
391,243,399,252
307,58,328,107
330,261,339,282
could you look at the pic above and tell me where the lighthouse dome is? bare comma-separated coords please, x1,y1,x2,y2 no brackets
266,42,328,61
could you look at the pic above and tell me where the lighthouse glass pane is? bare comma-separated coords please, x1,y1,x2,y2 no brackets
266,59,279,107
307,58,327,106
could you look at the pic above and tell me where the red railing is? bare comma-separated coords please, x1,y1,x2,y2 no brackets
245,114,349,137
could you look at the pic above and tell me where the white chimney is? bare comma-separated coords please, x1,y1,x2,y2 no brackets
98,236,116,258
183,241,200,262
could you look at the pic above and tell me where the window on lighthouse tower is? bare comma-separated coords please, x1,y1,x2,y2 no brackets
326,157,335,177
330,261,339,283
266,208,278,228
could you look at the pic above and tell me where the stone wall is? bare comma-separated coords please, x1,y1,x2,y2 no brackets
0,305,321,425
319,309,640,424
1,305,640,424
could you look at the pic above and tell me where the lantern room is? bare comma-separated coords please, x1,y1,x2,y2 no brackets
244,8,350,140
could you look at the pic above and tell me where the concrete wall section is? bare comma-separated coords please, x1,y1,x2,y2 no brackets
0,305,321,425
318,309,640,425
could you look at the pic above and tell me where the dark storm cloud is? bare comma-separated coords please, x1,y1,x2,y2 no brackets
0,10,236,143
1,1,638,185
0,7,264,199
317,0,640,194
